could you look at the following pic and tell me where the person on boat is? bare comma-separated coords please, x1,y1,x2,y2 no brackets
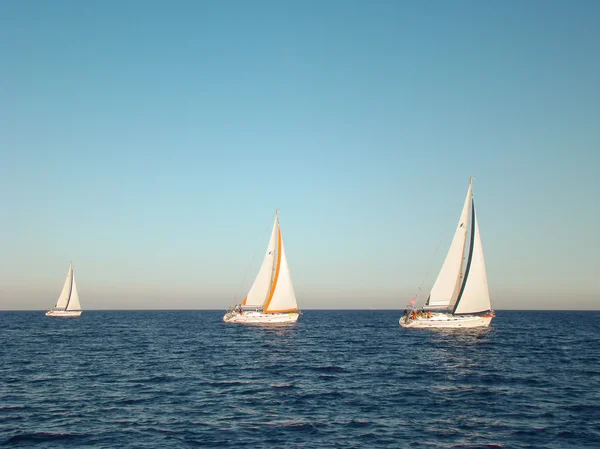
427,311,432,319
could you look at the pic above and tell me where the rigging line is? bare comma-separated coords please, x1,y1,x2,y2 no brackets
414,239,443,302
233,225,270,303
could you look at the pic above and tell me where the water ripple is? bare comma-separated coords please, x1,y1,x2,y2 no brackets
1,310,599,448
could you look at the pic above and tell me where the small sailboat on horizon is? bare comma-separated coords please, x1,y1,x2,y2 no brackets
46,262,83,318
400,178,494,328
224,211,300,324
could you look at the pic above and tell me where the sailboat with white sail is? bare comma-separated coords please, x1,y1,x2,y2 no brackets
45,262,83,318
400,178,494,328
224,211,300,324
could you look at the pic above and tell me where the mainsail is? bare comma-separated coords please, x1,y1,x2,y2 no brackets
241,212,298,313
453,204,491,315
54,263,82,311
263,227,298,313
425,182,472,309
66,272,82,311
242,214,278,308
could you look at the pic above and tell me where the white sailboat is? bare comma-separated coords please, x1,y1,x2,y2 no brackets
224,211,300,324
45,262,83,318
400,178,494,328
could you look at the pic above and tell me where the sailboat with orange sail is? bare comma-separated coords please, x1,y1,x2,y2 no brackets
223,211,300,324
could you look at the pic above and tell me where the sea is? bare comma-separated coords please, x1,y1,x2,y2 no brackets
1,310,599,448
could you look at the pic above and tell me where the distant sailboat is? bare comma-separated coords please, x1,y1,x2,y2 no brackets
46,263,83,318
224,211,300,324
400,178,494,328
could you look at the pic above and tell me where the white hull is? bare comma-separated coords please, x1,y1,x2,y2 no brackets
400,312,492,328
223,310,299,324
45,310,82,318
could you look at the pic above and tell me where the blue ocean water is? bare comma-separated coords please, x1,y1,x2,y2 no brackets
1,310,599,448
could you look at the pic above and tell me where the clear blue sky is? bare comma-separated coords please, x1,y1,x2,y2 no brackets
1,0,598,310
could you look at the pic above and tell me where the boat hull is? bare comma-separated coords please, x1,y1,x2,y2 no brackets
400,313,492,328
223,310,299,324
45,310,82,318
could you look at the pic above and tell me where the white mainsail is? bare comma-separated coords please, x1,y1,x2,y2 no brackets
54,263,74,309
51,263,82,311
426,182,472,309
263,228,298,313
66,273,82,311
242,214,279,308
453,208,491,315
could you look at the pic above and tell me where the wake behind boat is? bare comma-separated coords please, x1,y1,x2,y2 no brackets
400,178,494,329
45,262,83,318
224,211,300,324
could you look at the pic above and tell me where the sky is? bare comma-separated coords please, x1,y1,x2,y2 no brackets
1,0,599,310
